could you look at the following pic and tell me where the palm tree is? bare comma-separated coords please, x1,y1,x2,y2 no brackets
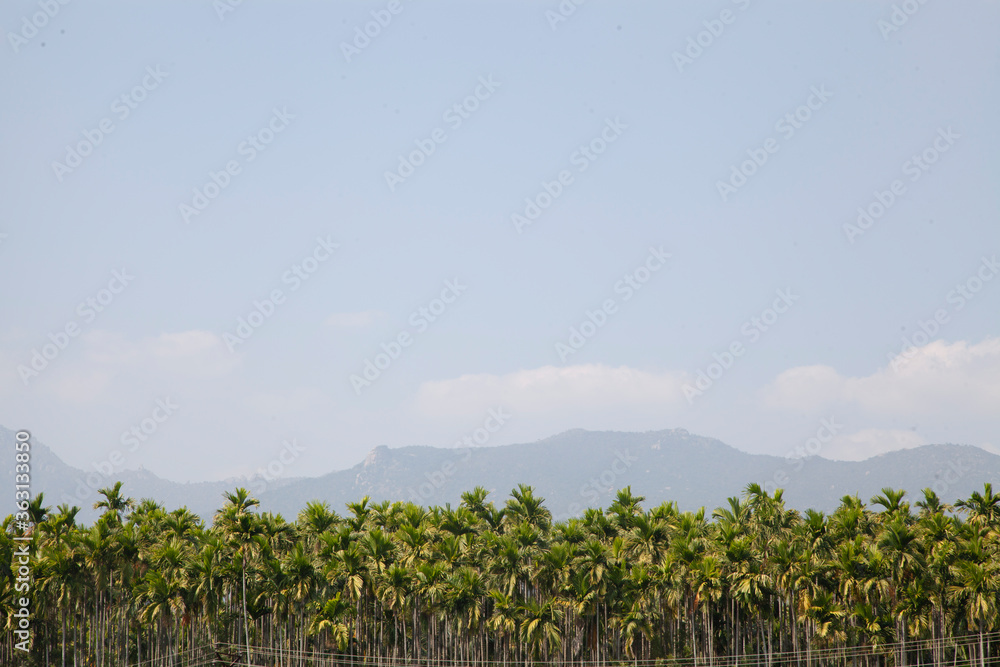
519,598,563,663
310,592,353,652
949,559,998,667
871,487,909,519
26,493,51,529
608,487,646,531
878,516,925,666
955,483,1000,527
136,569,183,663
94,482,135,524
298,501,338,541
625,513,670,566
378,564,413,659
506,485,551,531
215,488,262,666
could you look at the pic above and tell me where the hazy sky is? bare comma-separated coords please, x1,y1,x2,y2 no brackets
2,1,998,483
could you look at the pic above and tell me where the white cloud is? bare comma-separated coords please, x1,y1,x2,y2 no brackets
762,337,1000,418
90,329,239,375
414,363,687,419
759,364,846,413
47,330,240,403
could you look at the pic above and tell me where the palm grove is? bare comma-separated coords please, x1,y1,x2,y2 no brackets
2,481,1000,667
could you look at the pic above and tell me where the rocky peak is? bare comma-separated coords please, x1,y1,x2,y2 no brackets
362,445,390,469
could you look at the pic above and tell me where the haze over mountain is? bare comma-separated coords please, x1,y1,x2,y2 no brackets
4,425,996,525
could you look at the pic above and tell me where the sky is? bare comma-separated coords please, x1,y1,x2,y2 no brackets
1,0,998,484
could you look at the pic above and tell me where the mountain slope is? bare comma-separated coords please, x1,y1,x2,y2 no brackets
4,426,998,523
257,428,997,518
0,426,300,524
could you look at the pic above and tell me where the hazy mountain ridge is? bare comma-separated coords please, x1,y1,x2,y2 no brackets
0,426,302,524
4,425,998,524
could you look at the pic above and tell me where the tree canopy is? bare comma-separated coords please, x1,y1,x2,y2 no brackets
3,482,1000,667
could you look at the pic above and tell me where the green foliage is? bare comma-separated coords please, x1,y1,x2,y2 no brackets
2,482,1000,666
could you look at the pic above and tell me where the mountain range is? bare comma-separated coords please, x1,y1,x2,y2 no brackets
4,425,997,525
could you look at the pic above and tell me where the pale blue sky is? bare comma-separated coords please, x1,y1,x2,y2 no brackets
2,1,998,482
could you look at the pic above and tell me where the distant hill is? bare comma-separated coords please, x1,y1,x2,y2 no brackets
0,426,300,525
3,425,998,524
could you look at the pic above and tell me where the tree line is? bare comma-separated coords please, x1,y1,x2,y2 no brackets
2,481,1000,667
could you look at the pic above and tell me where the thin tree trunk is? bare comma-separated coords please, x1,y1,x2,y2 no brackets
243,563,251,667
